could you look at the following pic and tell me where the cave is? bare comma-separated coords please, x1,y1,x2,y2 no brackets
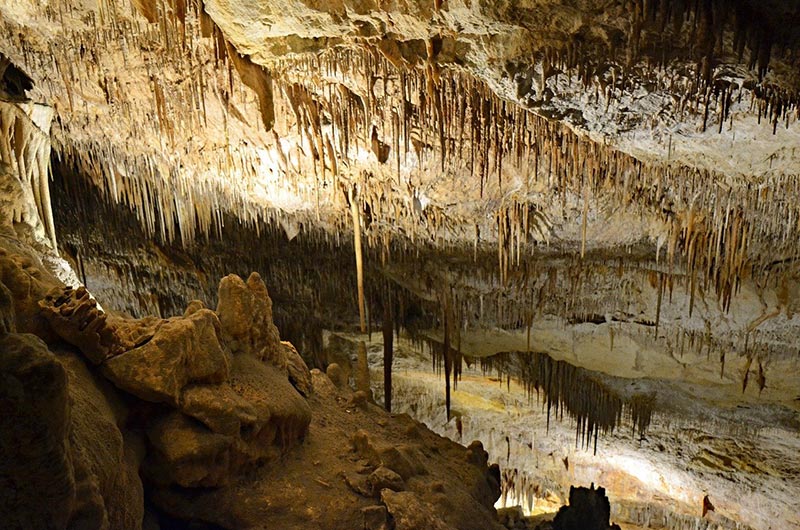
1,1,799,529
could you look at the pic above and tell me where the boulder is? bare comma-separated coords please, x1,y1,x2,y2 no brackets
0,247,59,338
0,333,74,530
380,490,456,530
229,353,311,457
377,445,425,480
183,299,206,317
363,505,391,530
326,362,346,388
310,368,337,397
367,466,405,496
216,273,284,369
103,309,229,405
59,350,144,530
39,285,121,364
351,429,380,465
551,484,622,530
0,278,14,334
180,383,260,437
282,340,313,397
145,411,234,488
39,284,166,366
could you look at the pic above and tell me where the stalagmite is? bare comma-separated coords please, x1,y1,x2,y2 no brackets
350,186,367,333
355,340,373,401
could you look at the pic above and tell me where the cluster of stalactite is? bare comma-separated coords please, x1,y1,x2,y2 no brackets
470,350,655,453
510,0,800,126
56,158,793,419
0,99,57,247
612,499,756,530
3,0,799,321
0,0,311,246
272,46,800,316
499,468,542,515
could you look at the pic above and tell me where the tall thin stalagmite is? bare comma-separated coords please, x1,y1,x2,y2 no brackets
350,187,367,333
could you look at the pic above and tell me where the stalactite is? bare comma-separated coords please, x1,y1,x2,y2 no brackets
0,99,57,248
474,350,655,453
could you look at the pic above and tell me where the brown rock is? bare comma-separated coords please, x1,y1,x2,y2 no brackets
350,389,370,408
180,383,260,437
0,248,60,338
59,350,145,530
343,471,372,497
367,466,405,496
110,314,163,350
363,505,390,530
0,333,74,529
282,340,313,397
145,411,234,488
0,279,14,334
351,429,379,464
229,354,311,456
377,444,426,480
355,340,374,401
183,299,206,317
381,490,457,530
326,362,346,387
466,440,490,466
310,368,337,397
216,273,284,369
39,285,120,364
103,309,229,405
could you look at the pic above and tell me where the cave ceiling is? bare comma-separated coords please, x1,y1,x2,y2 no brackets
2,0,800,407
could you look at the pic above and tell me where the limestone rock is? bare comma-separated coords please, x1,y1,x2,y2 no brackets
183,299,206,317
326,361,346,387
350,389,370,408
0,247,59,338
351,429,379,465
0,333,74,530
367,466,405,496
380,490,457,530
363,505,390,530
216,272,284,369
465,440,490,467
180,383,260,437
229,353,311,456
496,506,525,529
0,278,14,334
355,340,374,401
377,445,426,480
145,411,234,488
310,367,337,397
103,308,229,405
282,340,312,397
59,350,145,530
344,471,373,497
551,485,622,530
110,314,163,351
39,285,120,364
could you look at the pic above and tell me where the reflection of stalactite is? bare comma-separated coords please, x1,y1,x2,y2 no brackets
383,283,394,412
473,351,655,453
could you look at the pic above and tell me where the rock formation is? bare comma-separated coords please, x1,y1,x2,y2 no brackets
549,485,621,530
0,225,502,529
1,0,799,529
